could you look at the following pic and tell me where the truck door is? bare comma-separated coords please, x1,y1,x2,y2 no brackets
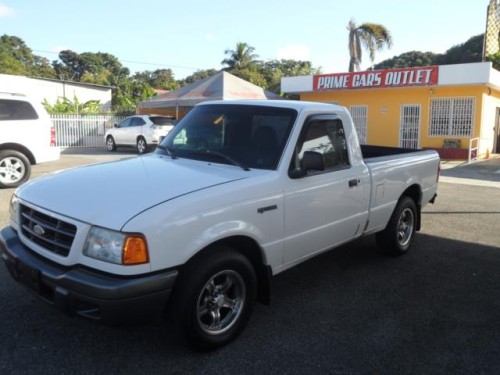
283,115,370,266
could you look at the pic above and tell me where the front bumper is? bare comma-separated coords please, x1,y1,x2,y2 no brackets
0,226,178,323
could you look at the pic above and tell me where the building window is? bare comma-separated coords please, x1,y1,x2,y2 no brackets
349,105,367,144
429,97,475,137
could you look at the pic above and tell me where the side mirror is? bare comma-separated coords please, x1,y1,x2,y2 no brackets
289,151,325,179
113,123,118,128
302,151,325,171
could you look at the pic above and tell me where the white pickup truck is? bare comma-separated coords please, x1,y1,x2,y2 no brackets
1,100,439,349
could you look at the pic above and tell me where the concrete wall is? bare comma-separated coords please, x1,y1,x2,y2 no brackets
0,74,112,111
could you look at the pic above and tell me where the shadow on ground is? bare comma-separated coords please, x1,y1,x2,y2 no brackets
1,234,500,374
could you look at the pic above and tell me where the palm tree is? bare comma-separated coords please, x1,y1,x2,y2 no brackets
348,19,393,72
221,42,259,71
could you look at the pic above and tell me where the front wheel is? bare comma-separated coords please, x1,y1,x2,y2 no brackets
0,150,31,188
171,247,257,350
376,196,417,256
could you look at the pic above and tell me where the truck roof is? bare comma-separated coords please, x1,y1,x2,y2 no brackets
197,99,344,112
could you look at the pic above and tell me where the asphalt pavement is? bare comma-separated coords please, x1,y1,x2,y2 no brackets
0,151,499,374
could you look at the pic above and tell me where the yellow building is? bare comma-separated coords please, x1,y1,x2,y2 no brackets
281,62,500,159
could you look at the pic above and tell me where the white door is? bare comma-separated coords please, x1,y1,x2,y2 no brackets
113,117,133,144
399,105,421,149
283,116,370,267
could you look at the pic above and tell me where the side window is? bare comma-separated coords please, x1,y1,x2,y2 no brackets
132,117,146,127
0,99,38,121
118,118,133,128
296,119,349,173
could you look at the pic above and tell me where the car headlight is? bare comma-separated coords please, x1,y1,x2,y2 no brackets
83,227,149,265
9,194,19,229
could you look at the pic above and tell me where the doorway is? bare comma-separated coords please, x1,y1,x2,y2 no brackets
400,104,421,149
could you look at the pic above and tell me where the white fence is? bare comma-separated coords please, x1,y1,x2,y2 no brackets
468,137,480,163
51,114,126,149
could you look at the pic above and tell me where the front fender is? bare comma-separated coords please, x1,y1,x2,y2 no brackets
123,187,285,274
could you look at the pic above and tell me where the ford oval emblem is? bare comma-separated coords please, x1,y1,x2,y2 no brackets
33,224,45,236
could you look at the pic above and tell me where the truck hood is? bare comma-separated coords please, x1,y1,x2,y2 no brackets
18,154,249,229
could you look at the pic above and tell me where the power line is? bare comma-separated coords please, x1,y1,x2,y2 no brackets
32,49,198,71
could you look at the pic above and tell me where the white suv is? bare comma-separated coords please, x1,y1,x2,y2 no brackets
105,114,177,154
0,93,60,188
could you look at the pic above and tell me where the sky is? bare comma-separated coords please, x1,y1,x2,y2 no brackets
0,0,489,79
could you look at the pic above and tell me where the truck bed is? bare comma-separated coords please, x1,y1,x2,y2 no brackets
360,144,426,159
359,144,440,236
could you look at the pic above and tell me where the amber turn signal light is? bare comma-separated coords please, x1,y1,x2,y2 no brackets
122,235,149,265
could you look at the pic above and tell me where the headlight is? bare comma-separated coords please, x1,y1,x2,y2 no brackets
9,194,19,229
83,227,149,265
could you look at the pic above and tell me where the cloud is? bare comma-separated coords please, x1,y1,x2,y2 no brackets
276,44,311,61
205,33,216,42
0,4,14,17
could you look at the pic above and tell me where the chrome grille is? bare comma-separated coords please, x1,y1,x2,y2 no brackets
20,204,76,257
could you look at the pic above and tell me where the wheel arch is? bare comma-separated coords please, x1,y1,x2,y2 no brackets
183,235,272,305
400,184,422,231
0,143,36,164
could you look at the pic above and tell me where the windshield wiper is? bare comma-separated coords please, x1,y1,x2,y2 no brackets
157,144,177,159
206,150,250,171
185,149,250,171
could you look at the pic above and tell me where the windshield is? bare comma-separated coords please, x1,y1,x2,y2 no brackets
159,104,297,170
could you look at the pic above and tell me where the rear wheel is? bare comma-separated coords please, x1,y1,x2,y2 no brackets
0,150,31,188
170,247,257,350
137,137,148,154
376,196,417,255
106,136,116,151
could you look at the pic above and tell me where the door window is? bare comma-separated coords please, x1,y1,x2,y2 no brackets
131,117,146,127
294,118,350,174
118,118,133,128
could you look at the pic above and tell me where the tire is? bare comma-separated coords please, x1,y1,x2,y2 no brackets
137,137,148,154
376,196,417,256
0,150,31,188
106,136,116,152
171,247,257,350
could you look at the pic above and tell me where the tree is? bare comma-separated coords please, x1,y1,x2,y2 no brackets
0,34,55,78
54,50,129,83
133,69,179,90
258,59,320,93
486,48,500,70
374,51,437,70
42,95,101,114
0,46,26,75
178,69,219,87
436,34,483,65
221,42,259,70
231,67,267,88
375,34,484,70
347,19,392,72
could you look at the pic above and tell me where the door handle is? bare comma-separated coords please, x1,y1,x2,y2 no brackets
348,178,360,187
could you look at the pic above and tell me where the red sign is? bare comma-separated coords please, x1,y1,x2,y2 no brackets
313,66,439,91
